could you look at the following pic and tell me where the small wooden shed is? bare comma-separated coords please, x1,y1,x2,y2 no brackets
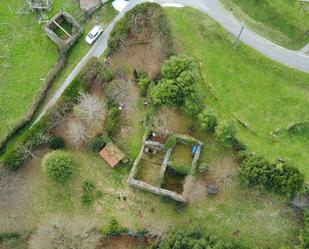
99,142,125,168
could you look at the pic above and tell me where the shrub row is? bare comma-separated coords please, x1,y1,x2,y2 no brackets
155,228,249,249
238,154,304,195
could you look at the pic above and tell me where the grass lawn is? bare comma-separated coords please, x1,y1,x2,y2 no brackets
220,0,309,50
166,7,309,180
4,123,298,249
0,0,117,145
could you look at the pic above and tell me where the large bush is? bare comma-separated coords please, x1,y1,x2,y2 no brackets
197,108,218,132
48,136,65,150
88,135,110,152
42,151,76,184
157,228,249,249
216,121,237,146
239,155,304,195
150,55,198,107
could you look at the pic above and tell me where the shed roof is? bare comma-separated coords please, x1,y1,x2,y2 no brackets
99,142,125,168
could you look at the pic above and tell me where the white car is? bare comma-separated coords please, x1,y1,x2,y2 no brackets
85,25,103,44
112,0,130,12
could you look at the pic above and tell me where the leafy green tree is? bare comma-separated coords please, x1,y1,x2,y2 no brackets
150,79,179,106
216,121,237,146
150,55,198,107
160,55,195,79
197,108,218,132
271,163,304,194
240,156,304,195
42,151,75,184
182,90,204,117
239,155,271,187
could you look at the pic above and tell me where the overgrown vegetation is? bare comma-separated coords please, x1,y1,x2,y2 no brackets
107,2,174,57
156,228,249,249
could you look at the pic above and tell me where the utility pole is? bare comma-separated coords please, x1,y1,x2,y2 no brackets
233,21,245,49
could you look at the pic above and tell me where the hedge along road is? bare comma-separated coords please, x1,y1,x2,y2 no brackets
32,0,309,127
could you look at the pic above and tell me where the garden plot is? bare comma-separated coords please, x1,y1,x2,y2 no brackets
169,143,193,175
128,132,203,202
135,151,165,186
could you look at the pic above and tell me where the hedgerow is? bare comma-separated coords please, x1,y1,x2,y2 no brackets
156,228,249,249
239,154,304,195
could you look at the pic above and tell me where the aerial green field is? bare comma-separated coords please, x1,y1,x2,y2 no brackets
220,0,309,50
1,5,306,249
0,0,116,145
166,7,309,180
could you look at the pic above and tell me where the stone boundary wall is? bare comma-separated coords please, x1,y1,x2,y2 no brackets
175,134,203,146
144,141,164,151
158,148,172,184
128,132,203,203
128,178,185,202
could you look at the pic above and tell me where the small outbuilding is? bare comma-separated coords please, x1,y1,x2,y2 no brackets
99,142,125,168
44,11,83,49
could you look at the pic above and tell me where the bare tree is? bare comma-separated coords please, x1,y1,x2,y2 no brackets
29,215,100,249
106,79,129,108
75,93,105,123
67,120,90,147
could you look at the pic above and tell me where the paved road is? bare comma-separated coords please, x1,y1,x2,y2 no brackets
32,0,309,126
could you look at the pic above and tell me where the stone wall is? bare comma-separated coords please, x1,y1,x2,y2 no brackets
44,11,83,50
128,178,185,202
127,132,203,203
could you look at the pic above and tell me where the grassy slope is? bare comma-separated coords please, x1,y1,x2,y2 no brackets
0,1,116,144
220,0,309,50
166,7,309,180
